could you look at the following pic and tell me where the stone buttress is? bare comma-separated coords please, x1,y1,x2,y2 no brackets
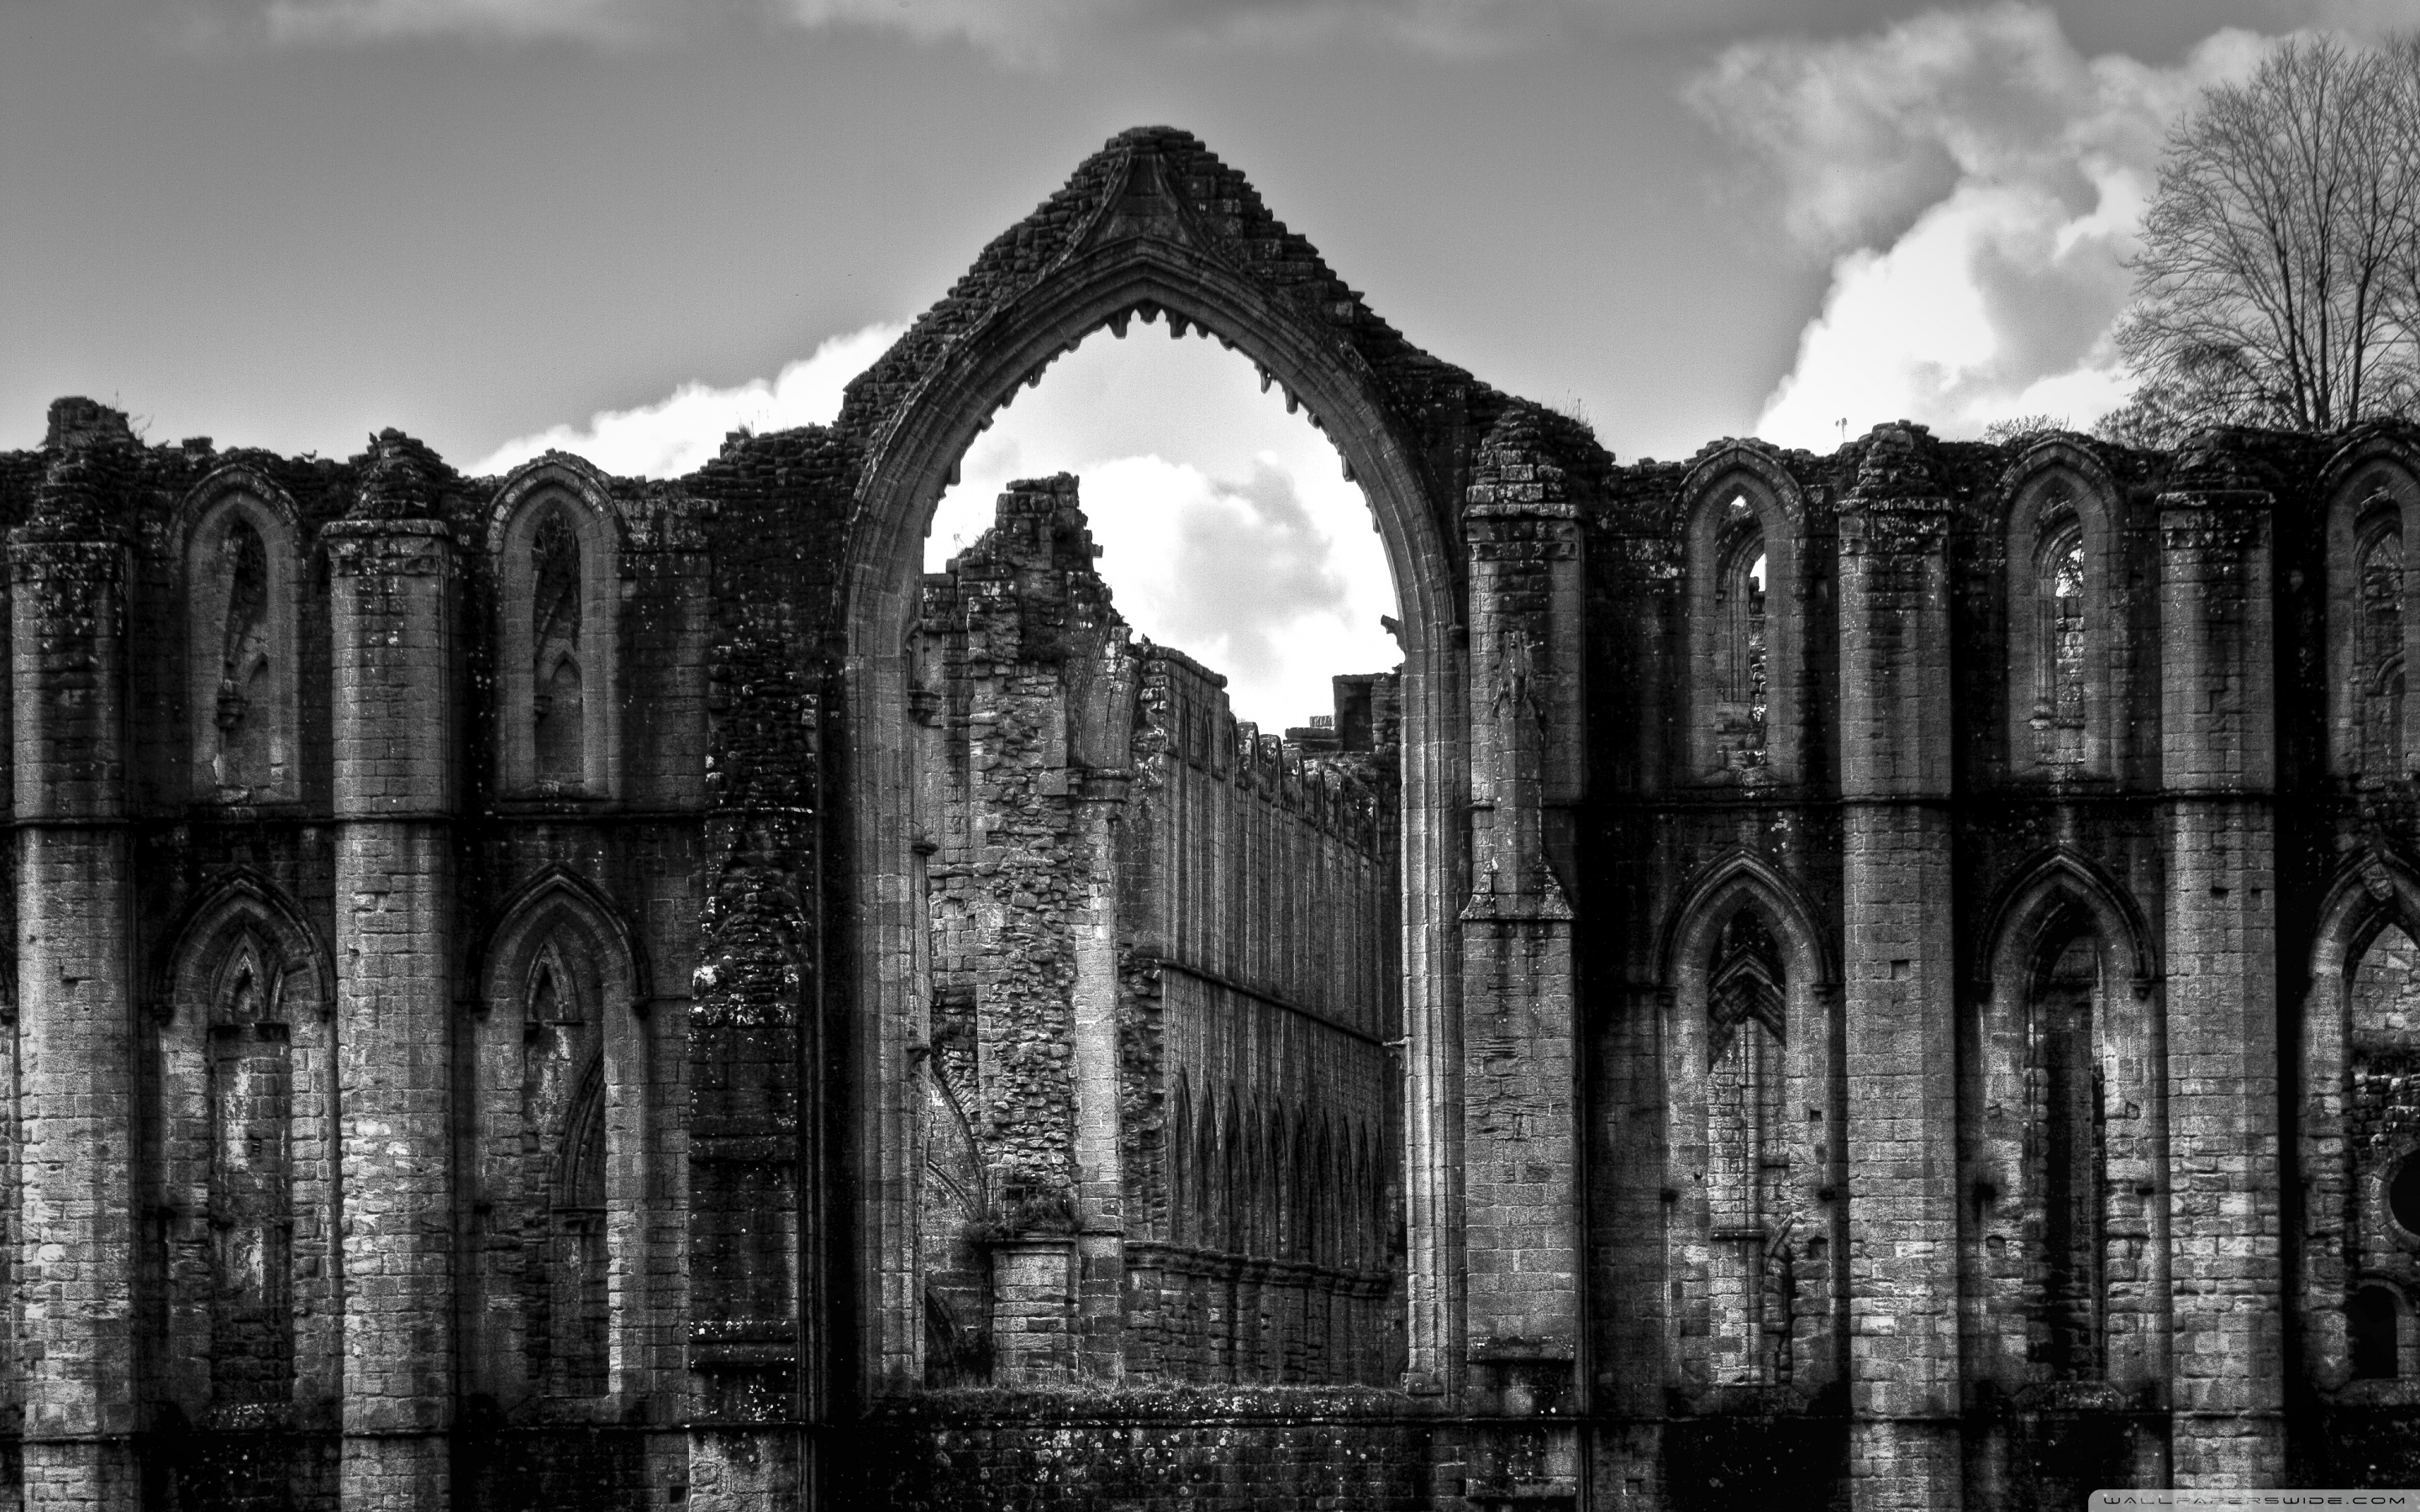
13,426,141,1511
1456,412,1588,1509
2156,455,2286,1486
324,439,459,1511
1835,428,1963,1512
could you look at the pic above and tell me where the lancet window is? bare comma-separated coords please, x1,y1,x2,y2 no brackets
2357,522,2406,778
2033,521,2088,770
495,471,621,799
530,507,587,790
1714,524,1770,773
1706,907,1789,1386
205,935,296,1411
467,881,647,1413
919,1070,990,1389
523,937,608,1396
1684,465,1800,785
1966,866,2175,1401
217,518,276,790
2323,921,2420,1384
151,892,330,1435
2030,929,2106,1376
2003,459,2116,781
184,487,298,802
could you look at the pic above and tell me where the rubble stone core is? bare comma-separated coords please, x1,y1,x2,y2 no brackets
1,128,2416,1509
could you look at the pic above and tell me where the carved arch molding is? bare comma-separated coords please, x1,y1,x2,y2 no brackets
792,126,1573,1399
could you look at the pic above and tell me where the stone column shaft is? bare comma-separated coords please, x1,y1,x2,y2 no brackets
1072,773,1129,1381
2158,491,2286,1488
1836,491,1961,1512
1456,444,1586,1504
11,537,139,1511
325,519,457,1512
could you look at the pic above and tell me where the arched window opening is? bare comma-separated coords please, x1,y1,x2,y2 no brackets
467,886,647,1413
1197,1094,1223,1256
2358,523,2405,778
206,934,295,1415
2349,927,2420,1252
901,322,1405,1390
920,1072,992,1388
2033,522,2088,770
1683,470,1800,787
2395,1154,2420,1236
520,934,608,1398
2352,1286,2402,1380
1707,906,1789,1386
1712,512,1770,774
214,516,276,792
185,490,298,804
2335,921,2420,1390
151,895,332,1443
1168,1083,1193,1251
2033,928,2105,1378
531,508,587,791
550,1065,609,1398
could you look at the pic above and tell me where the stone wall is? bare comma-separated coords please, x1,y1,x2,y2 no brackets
1580,420,2420,1508
907,479,1403,1396
0,401,712,1512
850,1388,1437,1511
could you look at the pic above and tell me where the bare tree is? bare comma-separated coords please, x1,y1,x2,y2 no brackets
2102,36,2420,446
2386,36,2420,407
1981,413,2070,446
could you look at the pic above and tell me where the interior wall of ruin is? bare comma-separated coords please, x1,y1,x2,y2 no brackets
905,477,1405,1394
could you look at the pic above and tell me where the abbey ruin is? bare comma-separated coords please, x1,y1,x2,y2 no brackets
1,126,2417,1510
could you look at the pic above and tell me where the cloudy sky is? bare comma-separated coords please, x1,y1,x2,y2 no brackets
0,0,2396,725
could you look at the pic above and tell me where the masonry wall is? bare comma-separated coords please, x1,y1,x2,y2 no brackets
0,402,716,1512
1581,420,2420,1509
1119,646,1405,1388
905,480,1404,1399
850,1388,1437,1511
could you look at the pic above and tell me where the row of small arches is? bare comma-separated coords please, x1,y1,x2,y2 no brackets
143,866,643,1422
1683,440,2420,785
176,459,621,803
1165,1080,1388,1278
1667,846,2420,1390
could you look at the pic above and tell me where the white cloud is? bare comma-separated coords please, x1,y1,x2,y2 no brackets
1085,454,1355,690
1691,3,2275,448
929,326,1399,728
468,321,905,478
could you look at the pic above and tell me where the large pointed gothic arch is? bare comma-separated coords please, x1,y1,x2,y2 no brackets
829,128,1503,1394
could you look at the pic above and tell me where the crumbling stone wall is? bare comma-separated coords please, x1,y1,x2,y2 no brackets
0,400,711,1512
1118,645,1404,1389
16,123,2420,1512
905,477,1403,1395
851,1387,1437,1511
